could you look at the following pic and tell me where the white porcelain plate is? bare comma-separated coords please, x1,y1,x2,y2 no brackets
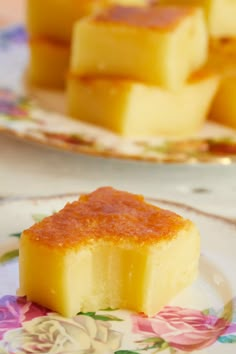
1,26,236,164
0,193,236,353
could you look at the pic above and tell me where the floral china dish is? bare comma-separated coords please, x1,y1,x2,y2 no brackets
0,194,236,353
0,26,236,164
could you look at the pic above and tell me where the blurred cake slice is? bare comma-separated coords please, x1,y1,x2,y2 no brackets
71,5,208,90
208,39,236,129
67,70,218,137
209,76,236,130
19,187,200,317
156,0,236,38
27,0,147,42
28,38,70,88
208,38,236,76
27,0,102,42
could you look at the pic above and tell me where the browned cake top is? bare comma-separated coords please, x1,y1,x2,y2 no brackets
92,5,195,30
23,187,189,249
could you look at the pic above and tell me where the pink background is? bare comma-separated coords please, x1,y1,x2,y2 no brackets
0,0,25,26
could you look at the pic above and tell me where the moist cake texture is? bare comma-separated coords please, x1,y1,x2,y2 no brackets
19,187,200,317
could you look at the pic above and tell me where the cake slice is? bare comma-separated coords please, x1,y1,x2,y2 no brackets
208,39,236,129
209,76,236,130
28,38,71,88
156,0,236,38
71,5,208,90
19,187,200,317
67,70,218,137
27,0,102,42
27,0,147,42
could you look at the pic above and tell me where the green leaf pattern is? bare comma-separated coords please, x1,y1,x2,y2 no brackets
0,250,19,264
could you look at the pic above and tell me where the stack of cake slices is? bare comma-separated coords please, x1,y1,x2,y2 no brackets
157,0,236,131
27,0,147,88
67,5,219,137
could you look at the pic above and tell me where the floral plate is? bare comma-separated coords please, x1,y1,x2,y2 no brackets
0,193,236,353
1,26,236,164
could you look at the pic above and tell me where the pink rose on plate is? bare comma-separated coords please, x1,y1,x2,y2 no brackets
133,306,230,352
0,295,48,340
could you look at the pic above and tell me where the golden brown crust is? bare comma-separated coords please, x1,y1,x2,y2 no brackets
189,67,218,82
68,69,217,85
92,5,195,30
22,187,189,249
68,72,133,88
29,36,70,48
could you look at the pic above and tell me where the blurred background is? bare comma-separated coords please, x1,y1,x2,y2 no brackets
0,0,24,26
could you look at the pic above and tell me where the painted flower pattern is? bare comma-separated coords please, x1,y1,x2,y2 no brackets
1,314,122,354
133,305,236,352
0,296,48,341
0,26,27,49
0,295,236,353
0,89,31,120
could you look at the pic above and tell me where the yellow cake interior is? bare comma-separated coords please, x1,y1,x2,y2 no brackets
19,187,200,317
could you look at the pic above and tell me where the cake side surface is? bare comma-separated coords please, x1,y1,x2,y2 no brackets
26,0,107,42
28,38,71,88
67,71,219,137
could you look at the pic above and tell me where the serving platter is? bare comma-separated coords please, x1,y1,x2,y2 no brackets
0,193,236,353
1,26,236,164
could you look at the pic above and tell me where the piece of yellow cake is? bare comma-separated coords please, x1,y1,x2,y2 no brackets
71,5,208,90
208,39,236,129
208,38,236,76
27,0,147,42
67,71,218,137
19,187,200,317
155,0,236,38
209,76,236,130
28,38,71,88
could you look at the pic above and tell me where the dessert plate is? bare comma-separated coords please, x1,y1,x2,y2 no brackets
1,26,236,164
0,193,236,353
